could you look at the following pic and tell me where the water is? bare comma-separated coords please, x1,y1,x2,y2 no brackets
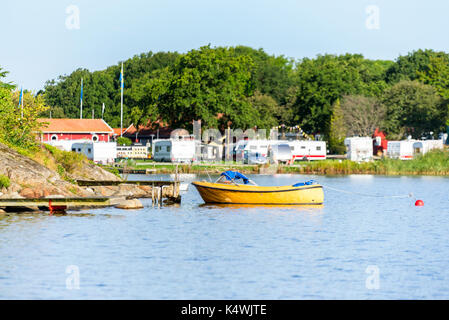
0,174,448,299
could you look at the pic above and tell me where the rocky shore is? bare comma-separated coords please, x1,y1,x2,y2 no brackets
0,143,155,206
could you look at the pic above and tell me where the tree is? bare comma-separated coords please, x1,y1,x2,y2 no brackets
328,98,347,154
339,95,386,136
234,46,294,105
158,45,254,129
290,54,391,136
246,91,279,130
382,80,448,139
0,85,48,149
385,49,449,84
416,55,449,99
116,136,132,146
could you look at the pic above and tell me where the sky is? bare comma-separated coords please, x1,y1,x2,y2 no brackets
2,0,449,92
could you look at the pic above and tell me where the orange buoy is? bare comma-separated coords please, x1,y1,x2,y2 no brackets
415,200,424,206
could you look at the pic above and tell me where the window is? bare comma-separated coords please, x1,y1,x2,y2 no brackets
51,134,58,141
301,146,306,149
92,134,99,142
72,148,76,152
250,146,257,150
167,146,171,152
316,146,321,151
88,148,92,153
290,146,294,151
77,148,81,152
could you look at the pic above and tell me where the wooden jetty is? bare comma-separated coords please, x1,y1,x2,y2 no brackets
0,197,116,214
76,179,182,206
76,180,177,187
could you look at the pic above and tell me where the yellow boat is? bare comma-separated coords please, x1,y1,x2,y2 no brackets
192,171,324,205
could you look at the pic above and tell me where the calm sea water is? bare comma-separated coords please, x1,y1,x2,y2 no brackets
0,173,448,299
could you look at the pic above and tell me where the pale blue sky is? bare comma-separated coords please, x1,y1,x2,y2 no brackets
2,0,449,91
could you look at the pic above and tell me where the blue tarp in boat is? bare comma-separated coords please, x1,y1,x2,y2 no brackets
292,180,316,187
220,171,250,184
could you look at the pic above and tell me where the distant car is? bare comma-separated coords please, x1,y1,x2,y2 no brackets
268,144,293,164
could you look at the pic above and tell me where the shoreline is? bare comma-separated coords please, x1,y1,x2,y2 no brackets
103,152,449,177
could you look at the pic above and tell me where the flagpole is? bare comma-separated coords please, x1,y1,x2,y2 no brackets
120,62,124,137
21,88,24,119
102,103,105,119
80,78,83,119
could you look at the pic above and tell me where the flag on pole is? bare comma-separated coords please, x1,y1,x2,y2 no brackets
80,78,83,119
120,64,124,89
18,87,23,108
102,103,105,119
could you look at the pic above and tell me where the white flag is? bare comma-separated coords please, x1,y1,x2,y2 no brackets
102,103,105,118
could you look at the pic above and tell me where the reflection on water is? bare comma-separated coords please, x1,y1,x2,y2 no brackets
0,174,448,299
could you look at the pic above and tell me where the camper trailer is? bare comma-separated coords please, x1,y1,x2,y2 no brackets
287,140,327,161
233,139,271,162
344,137,373,162
71,141,117,164
387,141,415,160
152,139,196,163
413,140,444,156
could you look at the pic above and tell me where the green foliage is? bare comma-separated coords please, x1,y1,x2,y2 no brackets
0,174,10,189
382,80,448,139
328,99,347,154
43,52,180,127
289,54,391,135
158,45,255,129
43,144,85,173
116,136,132,146
39,47,449,142
285,149,449,175
0,70,49,149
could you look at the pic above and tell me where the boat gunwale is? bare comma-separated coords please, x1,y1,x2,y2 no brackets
191,181,323,193
199,201,324,205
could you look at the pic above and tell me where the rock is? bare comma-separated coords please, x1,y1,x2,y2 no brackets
115,199,144,210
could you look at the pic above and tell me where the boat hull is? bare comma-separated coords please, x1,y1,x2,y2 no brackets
192,181,324,205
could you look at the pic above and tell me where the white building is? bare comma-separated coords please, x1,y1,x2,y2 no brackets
71,141,117,164
344,137,373,162
413,140,444,156
387,140,415,160
152,139,197,163
286,140,327,161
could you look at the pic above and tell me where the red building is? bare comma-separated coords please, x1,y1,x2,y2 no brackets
38,118,114,142
372,128,388,156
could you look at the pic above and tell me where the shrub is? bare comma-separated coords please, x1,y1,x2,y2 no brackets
0,174,10,189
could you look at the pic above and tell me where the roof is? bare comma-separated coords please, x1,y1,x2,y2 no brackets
113,125,134,136
38,118,114,134
121,120,173,138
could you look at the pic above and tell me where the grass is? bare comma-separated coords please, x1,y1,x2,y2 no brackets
117,149,449,176
281,149,449,175
0,174,10,189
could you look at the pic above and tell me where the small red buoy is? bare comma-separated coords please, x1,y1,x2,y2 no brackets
415,200,424,206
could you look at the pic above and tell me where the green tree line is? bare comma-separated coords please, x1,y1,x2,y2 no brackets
13,47,449,152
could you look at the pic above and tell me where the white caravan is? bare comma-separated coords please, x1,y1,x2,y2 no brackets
287,140,327,161
152,139,196,163
344,137,373,162
387,141,415,160
234,139,271,161
413,139,444,156
71,141,117,164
